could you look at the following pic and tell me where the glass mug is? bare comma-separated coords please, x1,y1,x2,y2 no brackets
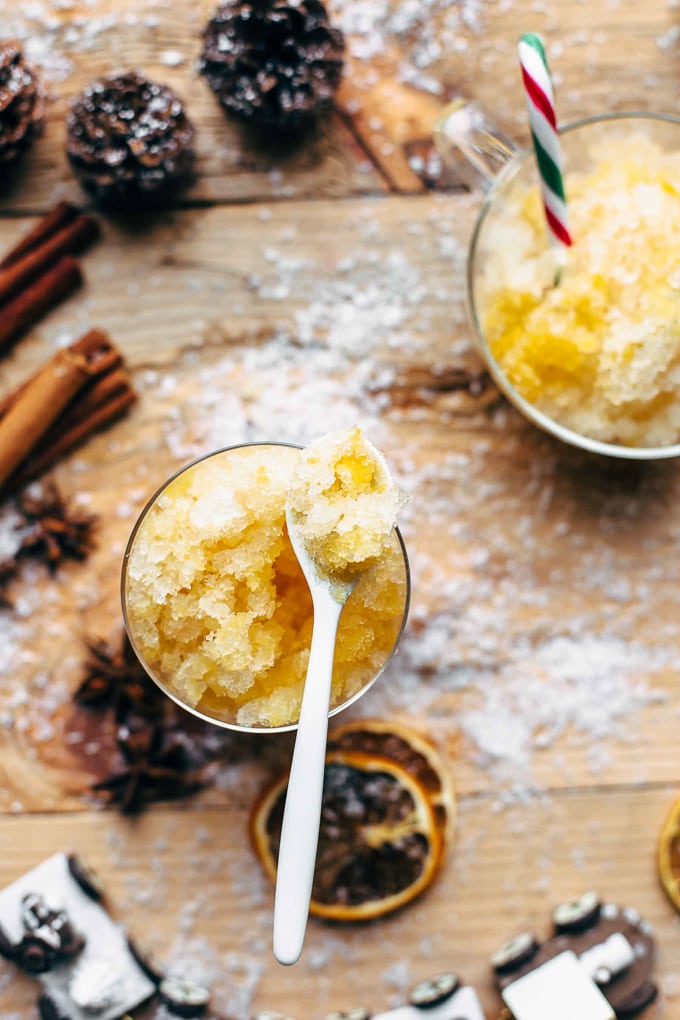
121,442,411,734
435,104,680,461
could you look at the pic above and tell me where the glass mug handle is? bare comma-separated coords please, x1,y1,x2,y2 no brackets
433,98,519,191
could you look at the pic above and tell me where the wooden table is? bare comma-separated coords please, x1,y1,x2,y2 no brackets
1,0,680,1016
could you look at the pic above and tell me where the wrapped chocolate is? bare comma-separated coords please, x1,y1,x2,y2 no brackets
0,853,156,1020
492,893,657,1020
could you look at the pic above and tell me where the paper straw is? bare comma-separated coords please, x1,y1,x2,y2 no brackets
518,33,573,258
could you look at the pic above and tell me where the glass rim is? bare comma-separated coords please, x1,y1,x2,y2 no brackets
467,111,680,461
121,441,411,735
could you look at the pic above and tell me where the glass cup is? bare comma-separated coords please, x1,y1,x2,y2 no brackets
121,442,411,734
435,104,680,460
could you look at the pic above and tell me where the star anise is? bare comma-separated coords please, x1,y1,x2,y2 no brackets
74,632,164,723
17,481,97,573
92,724,207,814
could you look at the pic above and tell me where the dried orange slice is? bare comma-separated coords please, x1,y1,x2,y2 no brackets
250,749,443,921
328,718,456,838
658,794,680,910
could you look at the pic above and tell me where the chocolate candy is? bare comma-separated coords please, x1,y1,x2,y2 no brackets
17,892,83,962
341,976,485,1020
491,933,539,975
500,952,613,1020
325,1009,372,1020
0,852,158,1020
66,853,104,901
15,930,59,973
492,894,657,1019
409,972,460,1008
0,921,15,960
615,981,658,1017
49,911,84,958
37,991,74,1020
159,975,211,1017
126,933,166,984
553,892,601,935
21,893,52,931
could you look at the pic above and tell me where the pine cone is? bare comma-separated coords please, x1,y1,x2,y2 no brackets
66,72,195,207
0,41,44,168
200,0,344,132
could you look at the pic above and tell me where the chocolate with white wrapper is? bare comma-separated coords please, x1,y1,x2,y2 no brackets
493,893,657,1018
0,853,156,1020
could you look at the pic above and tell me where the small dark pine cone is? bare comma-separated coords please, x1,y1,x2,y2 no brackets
66,71,195,207
199,0,344,132
0,41,44,168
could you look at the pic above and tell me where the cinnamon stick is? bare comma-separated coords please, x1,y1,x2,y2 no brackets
0,328,137,493
0,202,80,270
12,388,137,488
0,256,82,352
47,368,133,432
70,327,122,364
0,347,94,490
0,329,121,419
0,215,99,307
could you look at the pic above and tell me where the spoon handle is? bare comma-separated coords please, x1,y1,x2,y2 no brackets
273,593,344,966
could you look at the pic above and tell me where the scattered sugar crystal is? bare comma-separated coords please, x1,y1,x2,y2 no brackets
661,973,680,998
657,24,680,49
382,959,411,1004
160,48,184,66
329,0,482,84
164,938,264,1020
0,7,676,1005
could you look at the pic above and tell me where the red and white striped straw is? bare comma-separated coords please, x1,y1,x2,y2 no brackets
518,33,573,257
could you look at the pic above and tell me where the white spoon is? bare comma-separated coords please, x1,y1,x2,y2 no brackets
273,438,397,966
272,510,357,967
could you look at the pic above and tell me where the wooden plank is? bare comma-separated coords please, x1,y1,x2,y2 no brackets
333,0,680,193
453,0,680,148
0,0,387,215
1,194,680,811
0,0,678,1015
336,51,443,194
3,0,680,210
0,788,678,1017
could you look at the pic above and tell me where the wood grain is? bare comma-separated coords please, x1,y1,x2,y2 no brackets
0,0,387,214
1,195,680,807
0,789,678,1018
1,0,680,211
1,0,680,1017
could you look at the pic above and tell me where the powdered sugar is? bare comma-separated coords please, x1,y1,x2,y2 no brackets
1,194,673,801
0,4,678,1012
295,250,426,355
330,0,483,90
0,0,168,82
160,936,265,1020
456,635,669,778
160,49,184,68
